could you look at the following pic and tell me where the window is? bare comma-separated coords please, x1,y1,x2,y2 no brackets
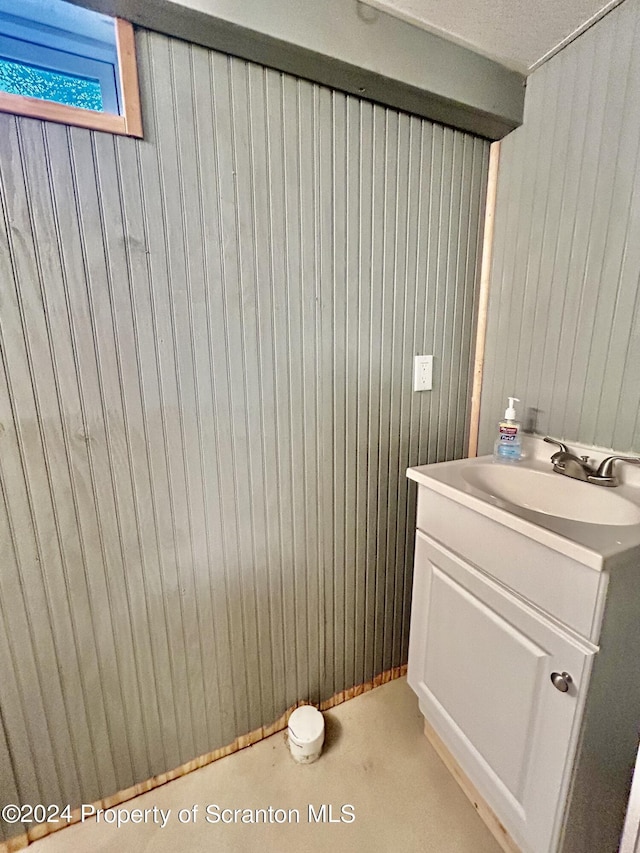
0,0,142,137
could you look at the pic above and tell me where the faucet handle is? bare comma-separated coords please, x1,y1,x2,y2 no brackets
593,455,640,485
543,436,573,464
544,436,570,454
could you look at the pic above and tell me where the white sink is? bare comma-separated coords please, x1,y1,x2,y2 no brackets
463,463,640,526
407,437,640,566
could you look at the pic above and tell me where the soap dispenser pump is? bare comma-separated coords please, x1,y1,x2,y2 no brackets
493,396,522,462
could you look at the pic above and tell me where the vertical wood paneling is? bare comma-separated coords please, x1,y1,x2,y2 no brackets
0,696,21,843
0,27,488,837
479,0,640,454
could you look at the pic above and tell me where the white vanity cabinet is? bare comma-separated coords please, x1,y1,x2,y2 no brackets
409,530,594,853
407,452,640,853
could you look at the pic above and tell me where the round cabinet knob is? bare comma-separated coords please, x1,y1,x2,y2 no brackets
550,672,572,693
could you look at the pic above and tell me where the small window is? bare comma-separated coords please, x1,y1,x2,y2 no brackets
0,0,142,137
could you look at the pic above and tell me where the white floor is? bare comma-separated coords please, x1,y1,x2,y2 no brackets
29,678,501,853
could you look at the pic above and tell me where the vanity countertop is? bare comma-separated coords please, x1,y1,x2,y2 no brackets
407,437,640,569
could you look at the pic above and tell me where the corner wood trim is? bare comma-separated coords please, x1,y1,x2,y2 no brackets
115,19,143,138
468,140,501,458
0,20,142,138
423,718,521,853
0,665,407,852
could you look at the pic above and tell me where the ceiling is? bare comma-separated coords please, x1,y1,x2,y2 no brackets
359,0,625,73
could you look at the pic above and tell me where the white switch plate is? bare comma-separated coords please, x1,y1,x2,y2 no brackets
413,355,433,391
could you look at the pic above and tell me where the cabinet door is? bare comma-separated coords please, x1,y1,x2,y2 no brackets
408,531,596,853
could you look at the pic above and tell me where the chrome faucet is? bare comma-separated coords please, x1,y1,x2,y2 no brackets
544,437,640,487
543,437,593,480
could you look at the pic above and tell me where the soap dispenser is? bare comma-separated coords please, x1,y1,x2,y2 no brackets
493,397,522,463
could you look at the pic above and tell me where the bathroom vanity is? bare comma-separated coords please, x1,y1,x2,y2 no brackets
406,437,640,853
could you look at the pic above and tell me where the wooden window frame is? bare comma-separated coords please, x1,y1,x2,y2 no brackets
0,19,142,137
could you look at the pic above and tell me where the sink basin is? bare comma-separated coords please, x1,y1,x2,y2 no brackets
462,463,640,526
408,436,640,569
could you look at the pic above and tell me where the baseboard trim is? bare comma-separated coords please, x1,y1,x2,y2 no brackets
1,665,407,852
423,718,521,853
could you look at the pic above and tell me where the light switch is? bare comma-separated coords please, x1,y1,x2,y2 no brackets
413,355,433,391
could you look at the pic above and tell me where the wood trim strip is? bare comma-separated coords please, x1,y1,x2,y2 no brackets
115,19,143,138
0,91,128,135
423,718,521,853
0,19,141,138
0,665,407,852
468,140,501,458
